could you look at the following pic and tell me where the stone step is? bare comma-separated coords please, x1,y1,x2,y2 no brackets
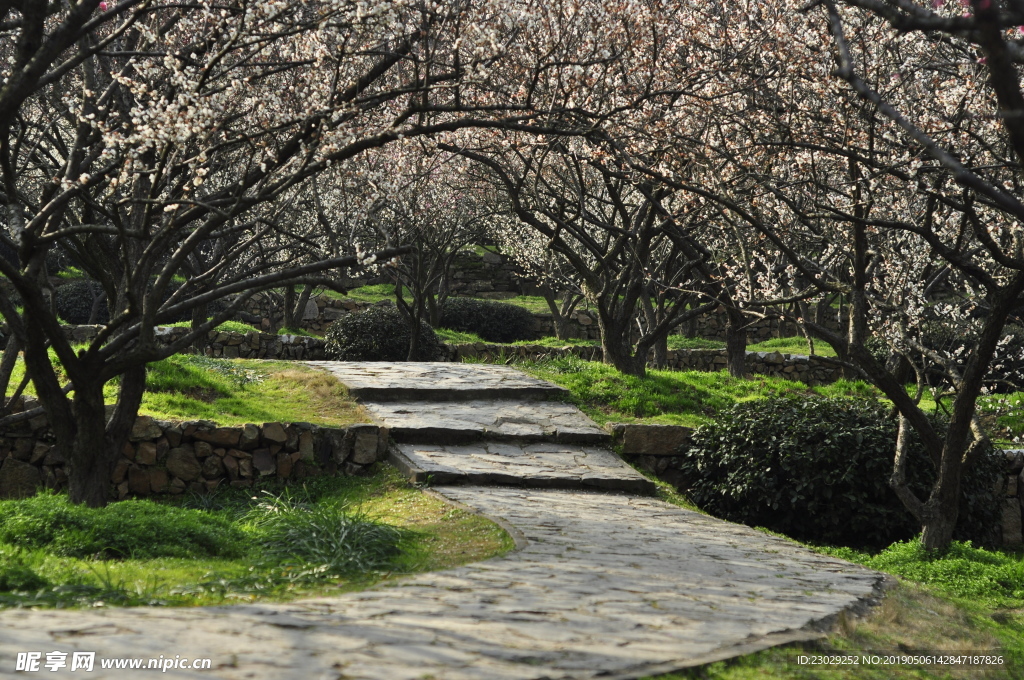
309,361,568,402
363,400,610,444
389,441,657,494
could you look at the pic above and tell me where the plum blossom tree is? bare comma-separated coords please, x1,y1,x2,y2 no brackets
0,0,652,505
613,0,1021,549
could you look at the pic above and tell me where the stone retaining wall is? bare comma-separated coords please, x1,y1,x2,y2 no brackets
0,397,387,500
448,343,844,385
62,325,326,360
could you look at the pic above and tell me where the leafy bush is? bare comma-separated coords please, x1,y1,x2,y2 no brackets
439,297,536,343
324,305,446,361
677,396,1002,548
55,280,108,324
0,494,247,559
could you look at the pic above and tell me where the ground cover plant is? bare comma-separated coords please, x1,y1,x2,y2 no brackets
3,353,368,427
516,356,875,428
0,466,514,609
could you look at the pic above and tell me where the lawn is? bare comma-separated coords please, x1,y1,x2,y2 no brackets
516,356,875,427
4,353,369,427
0,466,514,608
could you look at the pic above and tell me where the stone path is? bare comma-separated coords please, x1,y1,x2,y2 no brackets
0,362,885,679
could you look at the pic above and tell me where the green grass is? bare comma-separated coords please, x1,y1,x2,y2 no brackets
436,328,486,344
0,466,515,609
511,336,600,347
334,283,395,303
3,353,369,427
161,319,257,334
136,355,368,426
667,336,726,350
748,336,838,357
517,356,875,427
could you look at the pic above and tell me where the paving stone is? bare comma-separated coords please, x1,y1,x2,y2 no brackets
0,487,883,680
366,400,608,444
308,361,568,401
389,442,655,494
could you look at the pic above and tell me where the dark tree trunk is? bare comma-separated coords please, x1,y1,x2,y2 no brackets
68,383,115,507
599,315,646,377
191,302,208,352
283,285,295,330
287,284,313,330
724,307,747,378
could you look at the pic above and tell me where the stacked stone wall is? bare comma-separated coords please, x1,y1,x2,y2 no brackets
0,396,387,500
63,325,327,360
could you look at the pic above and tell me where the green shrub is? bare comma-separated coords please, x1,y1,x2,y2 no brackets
439,297,536,343
677,396,1002,548
324,305,445,361
55,281,108,324
0,494,247,559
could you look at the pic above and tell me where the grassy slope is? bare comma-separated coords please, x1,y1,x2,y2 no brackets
517,357,875,427
0,466,514,608
5,353,369,427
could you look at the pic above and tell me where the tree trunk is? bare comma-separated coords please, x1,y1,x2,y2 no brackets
283,285,295,331
725,307,747,378
599,316,646,377
191,302,208,353
67,382,114,507
287,284,314,330
920,505,958,551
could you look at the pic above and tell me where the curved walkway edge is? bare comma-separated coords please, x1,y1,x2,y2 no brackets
0,486,885,680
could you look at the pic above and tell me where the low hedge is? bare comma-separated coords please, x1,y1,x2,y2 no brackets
438,297,535,343
324,304,446,361
676,396,1002,548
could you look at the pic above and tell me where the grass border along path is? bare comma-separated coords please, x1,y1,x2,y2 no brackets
0,465,515,610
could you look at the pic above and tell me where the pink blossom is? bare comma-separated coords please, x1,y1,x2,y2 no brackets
931,0,944,7
99,1,108,10
978,56,988,64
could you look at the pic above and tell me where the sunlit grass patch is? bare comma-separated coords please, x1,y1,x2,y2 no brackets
0,466,514,609
518,357,874,428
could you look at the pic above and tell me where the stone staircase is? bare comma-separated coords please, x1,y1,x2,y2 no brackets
310,361,656,495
